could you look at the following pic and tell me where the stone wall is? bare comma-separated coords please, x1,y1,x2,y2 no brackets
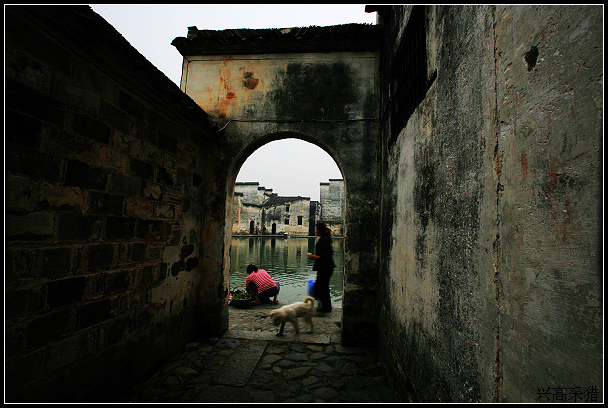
376,5,603,403
174,26,382,347
5,6,218,402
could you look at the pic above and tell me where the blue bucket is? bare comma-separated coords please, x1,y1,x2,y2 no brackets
307,279,315,296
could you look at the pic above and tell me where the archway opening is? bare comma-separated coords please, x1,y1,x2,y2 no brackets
228,137,345,337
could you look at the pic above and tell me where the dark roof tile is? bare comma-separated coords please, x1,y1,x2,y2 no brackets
173,23,380,56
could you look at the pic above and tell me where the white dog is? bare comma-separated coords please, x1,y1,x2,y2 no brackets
269,296,315,336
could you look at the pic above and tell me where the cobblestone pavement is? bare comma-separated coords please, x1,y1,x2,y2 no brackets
118,302,401,403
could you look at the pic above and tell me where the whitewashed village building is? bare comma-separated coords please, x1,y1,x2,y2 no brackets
232,180,344,236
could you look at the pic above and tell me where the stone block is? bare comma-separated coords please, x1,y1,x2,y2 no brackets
5,289,30,320
57,212,101,241
6,175,33,212
171,229,181,245
158,132,178,154
73,113,111,144
143,182,163,200
6,211,54,240
140,264,159,285
129,242,147,262
135,219,168,240
5,46,50,94
46,277,86,308
5,248,39,282
108,172,141,196
54,77,101,114
64,159,108,190
40,128,97,163
88,191,124,216
26,308,72,351
46,334,87,372
6,144,62,182
157,166,174,186
125,197,154,219
78,299,112,329
87,243,114,270
154,202,175,219
5,110,41,148
103,316,129,346
99,101,130,133
42,247,72,276
177,166,190,185
119,90,146,120
4,349,46,392
5,78,65,126
105,216,136,240
104,270,129,295
97,146,130,173
134,119,157,145
7,17,72,75
39,182,84,212
130,157,154,181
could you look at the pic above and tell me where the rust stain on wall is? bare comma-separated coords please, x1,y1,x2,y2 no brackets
217,61,235,119
548,157,574,242
570,105,576,121
243,72,259,90
520,149,528,177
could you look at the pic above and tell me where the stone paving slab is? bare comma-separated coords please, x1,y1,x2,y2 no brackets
223,329,330,344
114,304,401,403
210,340,267,387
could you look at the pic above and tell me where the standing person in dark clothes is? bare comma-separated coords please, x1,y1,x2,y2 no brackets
308,222,335,313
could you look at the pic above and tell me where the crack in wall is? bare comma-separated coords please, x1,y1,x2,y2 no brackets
491,6,504,402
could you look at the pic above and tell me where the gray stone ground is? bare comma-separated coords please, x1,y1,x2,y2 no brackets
117,302,401,403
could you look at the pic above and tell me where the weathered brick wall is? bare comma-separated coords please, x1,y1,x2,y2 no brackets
377,5,602,402
5,6,217,402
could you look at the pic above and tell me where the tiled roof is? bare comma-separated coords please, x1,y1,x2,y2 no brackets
264,196,310,207
172,23,380,56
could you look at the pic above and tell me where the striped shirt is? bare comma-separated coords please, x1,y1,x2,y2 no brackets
245,269,276,293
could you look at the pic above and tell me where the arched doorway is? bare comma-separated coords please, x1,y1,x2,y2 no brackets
230,137,345,311
216,129,380,346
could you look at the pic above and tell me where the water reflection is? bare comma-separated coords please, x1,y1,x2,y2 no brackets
229,236,344,305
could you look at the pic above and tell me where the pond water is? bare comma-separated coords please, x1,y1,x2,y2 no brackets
229,236,344,305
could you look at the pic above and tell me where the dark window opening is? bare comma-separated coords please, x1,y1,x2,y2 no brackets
298,216,303,225
389,5,436,148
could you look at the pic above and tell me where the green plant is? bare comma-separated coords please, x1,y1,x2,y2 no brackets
233,292,251,300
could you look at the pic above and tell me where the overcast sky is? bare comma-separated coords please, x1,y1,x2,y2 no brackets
90,4,377,201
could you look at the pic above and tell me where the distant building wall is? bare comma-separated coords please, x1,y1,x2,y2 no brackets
265,197,311,235
319,179,345,222
234,181,270,205
231,185,311,236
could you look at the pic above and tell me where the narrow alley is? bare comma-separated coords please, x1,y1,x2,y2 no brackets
116,303,400,403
